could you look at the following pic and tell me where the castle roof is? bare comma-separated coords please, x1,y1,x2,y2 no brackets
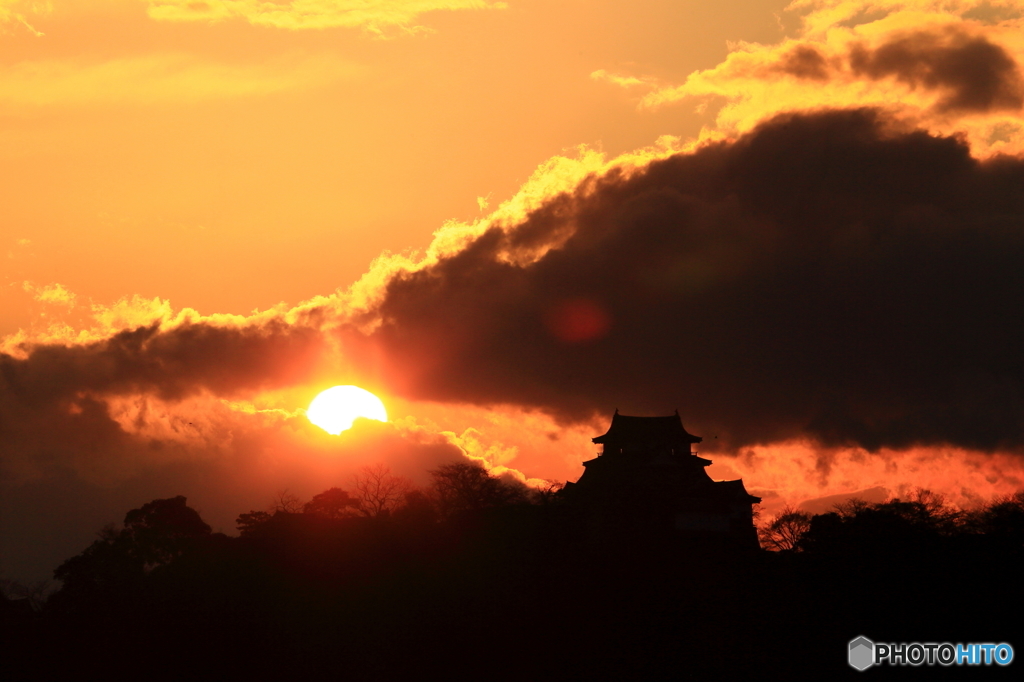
592,410,703,446
714,479,762,504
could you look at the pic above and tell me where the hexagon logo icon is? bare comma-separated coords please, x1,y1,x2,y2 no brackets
849,636,875,671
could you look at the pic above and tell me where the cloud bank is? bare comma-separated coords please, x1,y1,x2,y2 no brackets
354,108,1024,453
11,107,1021,488
622,0,1024,156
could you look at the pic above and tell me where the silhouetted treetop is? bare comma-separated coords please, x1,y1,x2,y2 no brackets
123,496,212,565
236,510,272,537
352,464,412,518
793,489,1005,555
966,491,1024,543
304,487,360,520
758,506,812,551
52,496,212,610
430,462,528,519
124,496,211,536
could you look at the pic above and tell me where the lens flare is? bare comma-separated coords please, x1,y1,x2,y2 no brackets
306,385,387,435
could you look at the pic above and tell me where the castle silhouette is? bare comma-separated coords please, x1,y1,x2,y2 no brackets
562,411,761,548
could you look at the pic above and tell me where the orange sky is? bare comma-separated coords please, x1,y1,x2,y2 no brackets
4,0,1024,582
1,0,786,338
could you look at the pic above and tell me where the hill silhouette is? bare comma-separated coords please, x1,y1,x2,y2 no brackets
2,455,1022,679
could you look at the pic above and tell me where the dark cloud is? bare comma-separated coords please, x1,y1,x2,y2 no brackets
0,319,325,484
358,108,1024,453
779,45,830,81
849,28,1024,112
0,320,325,404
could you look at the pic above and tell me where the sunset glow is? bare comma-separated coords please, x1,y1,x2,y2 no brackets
2,0,1024,594
307,386,388,435
4,1,1024,675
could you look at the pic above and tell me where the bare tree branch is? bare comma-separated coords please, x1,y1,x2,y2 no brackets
268,489,303,514
352,464,412,518
758,506,812,551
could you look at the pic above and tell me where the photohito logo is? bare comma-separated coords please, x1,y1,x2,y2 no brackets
849,637,875,671
849,636,1014,670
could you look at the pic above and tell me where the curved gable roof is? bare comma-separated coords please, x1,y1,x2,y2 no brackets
592,410,703,445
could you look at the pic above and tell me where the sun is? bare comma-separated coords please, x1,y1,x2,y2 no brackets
307,385,388,435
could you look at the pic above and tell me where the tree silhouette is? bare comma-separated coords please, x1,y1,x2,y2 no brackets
796,491,964,554
52,496,211,607
25,476,1024,680
236,510,272,536
832,497,871,518
352,464,412,518
122,495,212,567
531,481,565,506
966,491,1024,544
758,506,812,551
303,487,360,520
393,488,439,524
269,489,304,513
430,462,527,519
0,578,53,611
905,488,963,532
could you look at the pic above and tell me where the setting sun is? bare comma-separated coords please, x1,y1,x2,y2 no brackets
306,385,388,435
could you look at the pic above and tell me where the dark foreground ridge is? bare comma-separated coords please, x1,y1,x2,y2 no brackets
3,414,1023,679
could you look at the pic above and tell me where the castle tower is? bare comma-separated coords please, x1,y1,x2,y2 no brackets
562,411,761,549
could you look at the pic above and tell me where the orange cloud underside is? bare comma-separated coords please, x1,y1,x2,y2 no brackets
47,381,1024,529
711,442,1024,517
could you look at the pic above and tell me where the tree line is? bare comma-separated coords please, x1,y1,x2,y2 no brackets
758,488,1024,552
3,463,1022,679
